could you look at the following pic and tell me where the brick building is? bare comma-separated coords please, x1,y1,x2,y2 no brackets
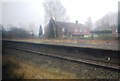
44,18,91,38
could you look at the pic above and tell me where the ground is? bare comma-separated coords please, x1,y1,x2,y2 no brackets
3,54,76,79
2,38,119,79
2,47,119,79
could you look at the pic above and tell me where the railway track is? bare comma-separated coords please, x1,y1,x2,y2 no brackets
5,46,120,71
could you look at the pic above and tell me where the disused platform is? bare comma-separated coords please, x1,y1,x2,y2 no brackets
3,40,119,64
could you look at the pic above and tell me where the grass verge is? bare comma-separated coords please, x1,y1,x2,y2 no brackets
2,55,76,79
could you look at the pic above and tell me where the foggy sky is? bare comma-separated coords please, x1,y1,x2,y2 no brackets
0,0,119,34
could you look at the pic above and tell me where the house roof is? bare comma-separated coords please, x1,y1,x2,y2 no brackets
55,21,90,35
45,18,89,30
56,21,85,28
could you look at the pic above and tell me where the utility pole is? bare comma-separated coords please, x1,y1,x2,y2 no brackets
118,2,120,34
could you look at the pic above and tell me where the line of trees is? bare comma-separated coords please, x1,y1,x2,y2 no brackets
2,25,33,39
1,24,43,39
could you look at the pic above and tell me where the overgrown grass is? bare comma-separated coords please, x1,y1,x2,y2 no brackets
2,55,76,79
6,37,118,44
2,55,24,79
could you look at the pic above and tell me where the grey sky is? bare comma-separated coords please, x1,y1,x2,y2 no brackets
0,0,119,34
62,0,119,23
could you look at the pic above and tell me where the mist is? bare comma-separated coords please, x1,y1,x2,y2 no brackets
1,0,119,35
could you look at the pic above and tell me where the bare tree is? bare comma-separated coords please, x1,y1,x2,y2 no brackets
85,17,93,28
95,12,117,28
43,0,69,24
